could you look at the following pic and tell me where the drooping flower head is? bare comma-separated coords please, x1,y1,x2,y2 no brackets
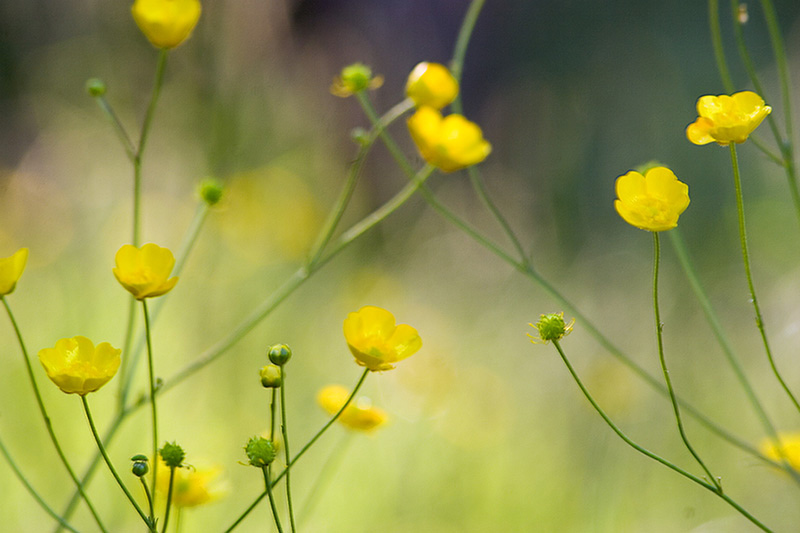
686,91,771,145
760,432,800,473
407,106,491,173
113,243,179,300
317,384,388,432
132,0,202,49
343,306,422,371
406,62,459,110
614,167,690,232
154,455,226,508
0,248,28,297
38,336,121,395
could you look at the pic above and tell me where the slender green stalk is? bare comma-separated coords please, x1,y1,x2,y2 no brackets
2,297,108,532
81,396,154,530
161,467,176,533
449,0,486,99
758,0,793,147
0,435,80,533
92,95,136,161
139,476,155,528
298,434,354,526
652,233,721,491
264,466,284,533
270,388,277,441
117,298,139,410
224,369,370,532
550,339,772,532
279,368,297,532
142,299,160,507
729,143,800,413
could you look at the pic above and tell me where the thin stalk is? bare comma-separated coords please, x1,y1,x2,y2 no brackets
279,367,297,532
92,95,136,161
2,297,108,532
729,143,800,413
161,467,176,533
270,388,277,441
551,339,772,532
81,396,153,530
139,476,155,528
142,299,160,508
652,233,720,491
264,466,284,533
449,0,486,99
298,434,354,526
758,0,794,146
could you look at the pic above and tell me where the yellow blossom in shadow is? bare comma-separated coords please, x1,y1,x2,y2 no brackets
686,91,771,145
317,384,388,432
408,107,491,173
154,456,227,508
38,336,121,395
614,167,690,232
132,0,202,49
406,62,459,109
113,243,179,300
760,432,800,472
343,306,422,371
0,248,28,296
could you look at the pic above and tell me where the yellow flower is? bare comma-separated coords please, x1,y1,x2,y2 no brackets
155,456,226,508
317,384,388,432
686,91,771,145
38,336,121,395
614,167,690,232
132,0,202,49
343,306,422,371
113,243,179,300
407,106,491,173
405,62,459,110
760,432,800,472
0,248,28,296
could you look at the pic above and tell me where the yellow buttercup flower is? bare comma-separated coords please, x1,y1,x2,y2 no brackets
407,106,491,173
406,62,459,110
155,456,226,508
343,306,422,371
132,0,202,49
0,248,28,296
686,91,771,145
760,432,800,472
38,336,121,395
317,384,388,432
113,243,179,300
614,167,690,232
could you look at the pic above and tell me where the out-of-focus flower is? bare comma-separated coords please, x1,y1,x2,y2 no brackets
113,243,178,300
317,384,388,432
614,167,690,232
330,63,384,98
406,62,459,109
132,0,202,49
686,91,771,145
407,107,491,173
38,336,121,395
760,432,800,472
155,456,226,508
343,306,422,371
0,248,28,296
528,312,574,344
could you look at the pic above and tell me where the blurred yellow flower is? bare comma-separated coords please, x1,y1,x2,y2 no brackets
614,167,690,232
132,0,202,49
0,248,28,296
38,336,121,395
760,432,800,472
155,456,226,508
330,63,383,98
686,91,771,145
343,306,422,371
406,62,459,109
407,106,491,173
113,243,178,300
317,384,388,432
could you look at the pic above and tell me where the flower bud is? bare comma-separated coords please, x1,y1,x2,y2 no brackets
85,78,107,97
159,442,186,468
330,63,383,97
244,437,276,467
198,178,224,206
405,62,459,110
260,364,282,388
131,454,150,477
529,312,574,344
267,344,292,366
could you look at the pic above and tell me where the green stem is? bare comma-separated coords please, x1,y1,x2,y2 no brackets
161,467,176,533
142,299,160,509
1,297,108,532
729,143,800,413
652,233,720,491
0,434,80,533
298,434,354,526
92,95,136,161
264,466,284,533
270,387,277,441
550,340,772,532
279,367,297,532
139,476,155,528
758,0,794,147
81,395,153,530
449,0,486,104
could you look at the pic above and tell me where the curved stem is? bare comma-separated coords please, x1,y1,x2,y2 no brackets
264,466,284,533
139,476,155,528
729,143,800,413
142,299,160,508
161,467,176,533
449,0,486,104
279,367,297,532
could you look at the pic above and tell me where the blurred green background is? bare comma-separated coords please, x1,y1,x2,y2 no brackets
2,0,800,531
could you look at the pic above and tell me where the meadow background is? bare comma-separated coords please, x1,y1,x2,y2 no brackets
2,0,800,531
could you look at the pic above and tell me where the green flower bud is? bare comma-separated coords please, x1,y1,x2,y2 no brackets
244,436,276,467
198,178,224,206
85,78,107,97
131,454,149,477
159,442,186,468
268,344,292,366
330,63,383,97
530,312,574,344
260,364,282,388
350,127,370,146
